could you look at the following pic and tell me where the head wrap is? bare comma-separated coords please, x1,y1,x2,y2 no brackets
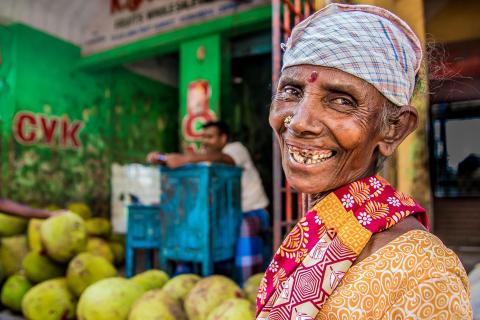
282,3,422,106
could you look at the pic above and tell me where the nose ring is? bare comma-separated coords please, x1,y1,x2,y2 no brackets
284,115,293,127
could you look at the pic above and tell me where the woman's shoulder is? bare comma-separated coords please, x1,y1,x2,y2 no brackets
381,229,454,260
374,230,472,318
344,227,471,300
381,230,464,270
317,230,472,319
363,229,468,282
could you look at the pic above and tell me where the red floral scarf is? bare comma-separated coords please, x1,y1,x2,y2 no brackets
256,175,428,320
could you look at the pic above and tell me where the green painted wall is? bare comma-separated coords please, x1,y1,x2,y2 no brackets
75,5,271,152
0,24,177,212
179,35,222,151
0,26,17,135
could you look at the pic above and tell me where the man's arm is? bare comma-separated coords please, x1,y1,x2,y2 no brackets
147,151,235,169
178,152,235,166
0,199,60,219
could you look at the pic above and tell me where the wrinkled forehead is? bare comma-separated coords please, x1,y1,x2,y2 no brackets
280,65,378,95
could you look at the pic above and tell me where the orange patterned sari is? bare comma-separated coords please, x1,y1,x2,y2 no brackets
256,175,428,320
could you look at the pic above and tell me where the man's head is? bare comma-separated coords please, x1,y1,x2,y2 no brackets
201,120,230,152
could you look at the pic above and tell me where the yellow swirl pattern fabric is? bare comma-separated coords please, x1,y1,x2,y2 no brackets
316,230,472,320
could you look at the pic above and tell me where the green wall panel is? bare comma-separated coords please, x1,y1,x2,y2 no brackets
180,35,221,152
0,25,17,136
0,24,177,212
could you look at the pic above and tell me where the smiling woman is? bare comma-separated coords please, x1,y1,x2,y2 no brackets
256,3,472,320
271,65,405,194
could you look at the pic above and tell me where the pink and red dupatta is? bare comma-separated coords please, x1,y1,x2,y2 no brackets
256,175,428,320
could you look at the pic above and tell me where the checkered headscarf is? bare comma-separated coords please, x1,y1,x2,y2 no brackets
282,3,422,106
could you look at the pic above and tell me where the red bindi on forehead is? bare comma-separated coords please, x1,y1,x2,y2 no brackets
308,71,318,83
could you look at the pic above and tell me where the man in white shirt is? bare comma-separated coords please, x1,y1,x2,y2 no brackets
147,120,269,284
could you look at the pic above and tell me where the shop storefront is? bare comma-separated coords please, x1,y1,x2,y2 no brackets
0,1,273,214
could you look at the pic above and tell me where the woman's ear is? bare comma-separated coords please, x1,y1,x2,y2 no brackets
378,105,418,157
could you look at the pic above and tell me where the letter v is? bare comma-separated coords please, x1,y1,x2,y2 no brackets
40,115,58,145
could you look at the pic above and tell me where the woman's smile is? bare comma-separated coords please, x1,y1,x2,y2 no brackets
285,142,336,166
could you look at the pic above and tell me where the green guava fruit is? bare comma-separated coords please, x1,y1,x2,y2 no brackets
129,289,186,320
243,273,264,304
77,277,144,320
67,202,92,220
27,219,43,251
130,269,169,291
1,274,33,312
66,252,116,297
41,212,87,263
0,213,27,237
185,275,244,320
22,278,76,320
206,298,255,320
162,273,201,304
85,218,111,238
22,250,65,283
86,237,114,263
0,235,30,275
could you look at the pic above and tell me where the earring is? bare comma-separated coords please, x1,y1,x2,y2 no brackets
284,115,293,127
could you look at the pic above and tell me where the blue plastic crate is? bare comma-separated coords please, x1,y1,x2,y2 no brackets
158,163,242,276
125,205,162,277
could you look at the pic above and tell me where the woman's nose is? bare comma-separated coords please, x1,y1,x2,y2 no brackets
288,99,325,136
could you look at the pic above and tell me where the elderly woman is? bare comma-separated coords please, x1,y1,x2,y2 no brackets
256,4,472,320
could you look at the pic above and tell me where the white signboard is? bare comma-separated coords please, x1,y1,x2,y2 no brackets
83,0,269,55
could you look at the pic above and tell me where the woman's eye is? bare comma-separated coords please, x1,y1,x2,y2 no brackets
331,97,355,106
283,86,301,97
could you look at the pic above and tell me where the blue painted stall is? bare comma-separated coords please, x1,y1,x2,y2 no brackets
125,204,162,277
158,163,242,276
125,163,242,277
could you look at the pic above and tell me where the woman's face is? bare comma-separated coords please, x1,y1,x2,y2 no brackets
270,65,388,194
